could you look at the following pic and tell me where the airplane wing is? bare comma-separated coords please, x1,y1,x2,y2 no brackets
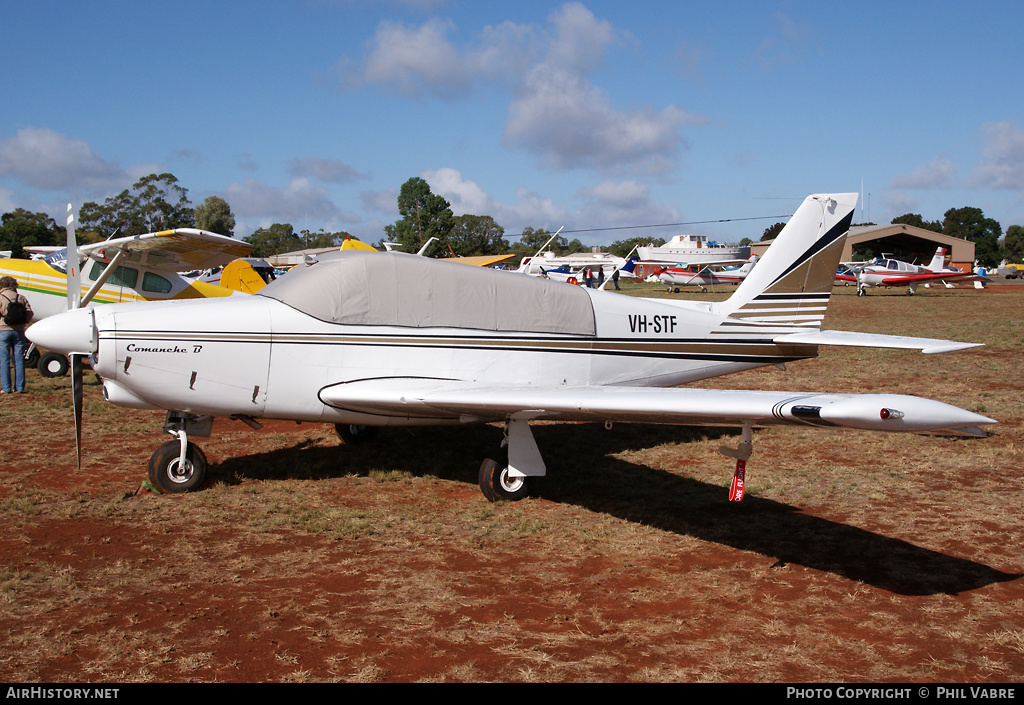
340,237,379,252
447,254,516,267
319,378,994,436
78,228,253,272
876,271,982,286
638,256,747,267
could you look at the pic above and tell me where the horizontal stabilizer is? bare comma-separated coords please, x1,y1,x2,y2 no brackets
773,329,983,354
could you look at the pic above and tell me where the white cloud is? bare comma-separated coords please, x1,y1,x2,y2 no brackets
222,177,357,224
288,157,369,183
421,168,687,243
0,127,128,192
503,65,699,174
422,167,564,231
889,157,957,190
338,2,701,176
361,19,470,98
971,121,1024,190
573,180,682,234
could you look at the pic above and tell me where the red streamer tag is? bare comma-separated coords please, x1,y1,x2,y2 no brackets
729,459,746,502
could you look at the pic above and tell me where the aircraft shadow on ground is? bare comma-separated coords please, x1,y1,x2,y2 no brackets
211,422,1019,597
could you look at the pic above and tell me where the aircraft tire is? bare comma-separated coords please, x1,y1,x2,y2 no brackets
334,423,379,444
856,288,865,297
38,352,69,377
478,457,529,503
24,347,39,368
147,440,208,493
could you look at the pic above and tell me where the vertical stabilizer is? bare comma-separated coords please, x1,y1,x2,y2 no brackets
927,247,947,271
714,193,857,327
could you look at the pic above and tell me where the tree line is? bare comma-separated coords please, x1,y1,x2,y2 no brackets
2,172,1022,266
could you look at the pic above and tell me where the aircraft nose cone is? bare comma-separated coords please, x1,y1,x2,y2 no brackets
27,308,95,356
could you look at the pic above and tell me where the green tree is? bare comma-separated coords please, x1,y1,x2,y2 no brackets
194,196,236,237
447,215,509,257
1003,225,1024,264
942,206,1003,266
79,173,195,237
381,177,454,255
608,235,665,258
244,223,301,257
0,209,65,258
298,229,352,249
892,213,942,232
760,222,785,241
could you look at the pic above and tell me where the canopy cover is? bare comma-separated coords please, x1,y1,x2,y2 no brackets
258,250,596,336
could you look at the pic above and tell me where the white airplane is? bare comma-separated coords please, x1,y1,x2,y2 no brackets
28,194,995,504
0,210,253,375
836,247,987,296
658,256,760,292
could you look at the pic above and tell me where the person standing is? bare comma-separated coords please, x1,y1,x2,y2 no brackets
0,276,33,394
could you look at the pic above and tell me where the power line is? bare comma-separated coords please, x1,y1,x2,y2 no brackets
510,213,792,239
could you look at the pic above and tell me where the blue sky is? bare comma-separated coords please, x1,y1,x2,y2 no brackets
2,0,1023,246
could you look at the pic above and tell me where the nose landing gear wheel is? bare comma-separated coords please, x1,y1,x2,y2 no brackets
478,457,529,502
147,439,208,493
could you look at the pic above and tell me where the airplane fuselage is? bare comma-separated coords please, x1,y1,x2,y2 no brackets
90,289,816,426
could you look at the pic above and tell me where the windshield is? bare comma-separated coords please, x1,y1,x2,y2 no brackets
259,250,596,335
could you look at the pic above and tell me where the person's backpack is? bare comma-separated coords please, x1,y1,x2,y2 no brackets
1,293,28,326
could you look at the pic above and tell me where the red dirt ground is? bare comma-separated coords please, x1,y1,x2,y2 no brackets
1,285,1022,683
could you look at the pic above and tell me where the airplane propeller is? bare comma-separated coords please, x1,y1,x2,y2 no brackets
65,203,84,468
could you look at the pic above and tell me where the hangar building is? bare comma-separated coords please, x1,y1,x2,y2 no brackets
753,223,976,271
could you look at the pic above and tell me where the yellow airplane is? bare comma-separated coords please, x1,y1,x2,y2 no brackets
345,234,515,267
1,224,254,375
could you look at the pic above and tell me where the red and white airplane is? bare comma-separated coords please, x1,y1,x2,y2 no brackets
837,247,987,296
658,256,759,291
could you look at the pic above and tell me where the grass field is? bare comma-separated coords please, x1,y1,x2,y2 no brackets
0,282,1021,682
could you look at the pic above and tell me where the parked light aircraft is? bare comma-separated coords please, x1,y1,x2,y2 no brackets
0,214,253,374
836,247,986,296
29,194,995,503
658,256,760,291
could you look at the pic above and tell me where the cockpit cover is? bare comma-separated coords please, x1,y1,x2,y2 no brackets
258,250,596,335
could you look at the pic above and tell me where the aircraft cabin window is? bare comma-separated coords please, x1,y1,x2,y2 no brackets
88,261,139,288
142,272,173,294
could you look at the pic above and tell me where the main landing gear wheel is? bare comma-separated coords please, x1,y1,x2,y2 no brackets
38,351,69,377
147,439,208,493
478,457,529,502
856,288,865,297
334,423,379,444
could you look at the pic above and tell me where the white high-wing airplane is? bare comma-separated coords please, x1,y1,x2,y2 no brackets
836,247,988,296
28,194,996,503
